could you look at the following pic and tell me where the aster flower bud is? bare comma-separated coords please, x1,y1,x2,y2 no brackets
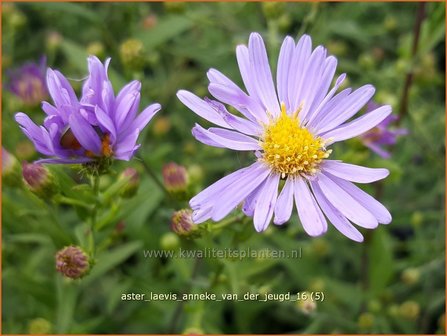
28,318,52,334
22,162,58,199
46,31,62,51
142,14,158,29
119,168,140,198
171,209,198,237
55,246,89,279
162,162,189,196
399,301,420,320
401,267,420,285
119,38,145,71
2,147,22,187
160,232,180,251
153,116,172,137
86,41,105,58
358,312,375,330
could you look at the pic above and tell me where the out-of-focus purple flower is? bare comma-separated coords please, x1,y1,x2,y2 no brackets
14,56,161,164
7,57,48,106
55,246,89,279
361,101,408,158
177,33,393,242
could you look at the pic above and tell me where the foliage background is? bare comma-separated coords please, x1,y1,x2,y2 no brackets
2,2,445,334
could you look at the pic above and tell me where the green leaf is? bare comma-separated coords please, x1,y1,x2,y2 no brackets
82,241,142,286
368,228,395,295
28,2,100,23
135,15,194,50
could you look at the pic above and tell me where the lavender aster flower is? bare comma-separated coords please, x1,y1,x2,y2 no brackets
14,56,161,164
361,101,408,158
177,33,393,242
7,57,48,106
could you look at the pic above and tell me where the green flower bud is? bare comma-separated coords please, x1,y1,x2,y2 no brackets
87,42,105,58
164,2,186,14
277,14,292,33
46,31,63,52
368,299,382,313
152,116,171,137
28,318,52,334
119,167,140,198
160,232,180,251
182,327,204,335
22,162,58,199
358,312,375,330
187,164,203,186
399,301,420,320
2,147,22,187
262,2,284,19
55,246,89,279
119,38,145,71
401,267,420,286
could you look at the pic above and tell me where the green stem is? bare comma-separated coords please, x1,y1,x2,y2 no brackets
138,156,171,197
89,175,101,258
55,196,92,209
212,213,245,231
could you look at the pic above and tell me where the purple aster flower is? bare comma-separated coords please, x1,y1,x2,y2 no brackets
14,56,161,164
7,56,48,106
361,101,408,158
177,33,393,242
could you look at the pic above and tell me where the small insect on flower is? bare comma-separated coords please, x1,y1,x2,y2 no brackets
177,33,393,242
15,56,161,165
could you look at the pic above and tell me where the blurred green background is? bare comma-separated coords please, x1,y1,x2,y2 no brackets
2,2,445,334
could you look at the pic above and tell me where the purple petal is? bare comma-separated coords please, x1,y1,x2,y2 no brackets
322,105,392,144
190,163,260,209
294,177,327,236
365,142,391,159
288,34,312,113
307,87,351,131
131,103,161,132
254,173,280,232
95,106,116,143
316,85,375,134
236,45,262,106
328,174,392,224
204,98,262,136
311,181,364,242
192,124,260,151
211,164,271,221
316,173,378,229
41,102,58,117
68,113,101,154
208,83,267,124
114,129,139,160
177,90,229,128
322,160,389,183
46,69,78,108
115,92,140,129
15,113,52,155
273,176,295,225
303,56,337,123
296,46,327,121
248,32,280,116
276,36,295,107
242,181,265,217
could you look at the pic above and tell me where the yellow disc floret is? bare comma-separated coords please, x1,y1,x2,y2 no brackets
260,103,331,178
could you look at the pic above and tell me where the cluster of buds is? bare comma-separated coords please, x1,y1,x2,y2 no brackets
55,246,90,279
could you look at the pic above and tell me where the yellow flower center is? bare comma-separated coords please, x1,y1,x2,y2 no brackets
260,103,331,178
